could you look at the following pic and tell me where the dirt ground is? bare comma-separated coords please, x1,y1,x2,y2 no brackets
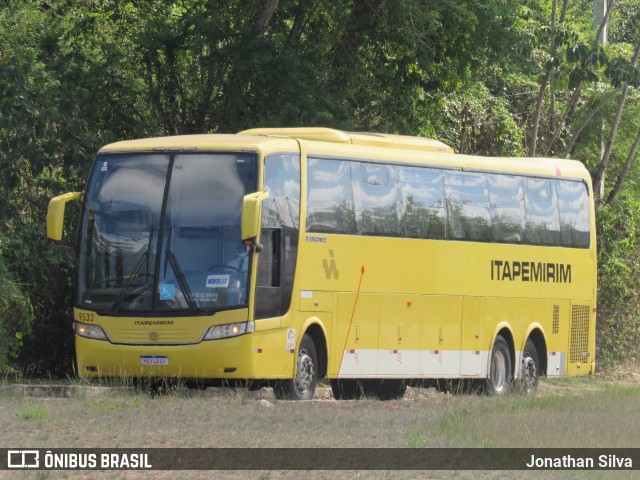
2,364,639,480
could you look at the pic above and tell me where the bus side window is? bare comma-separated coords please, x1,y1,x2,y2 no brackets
556,180,590,248
445,171,491,242
307,158,355,234
525,178,561,246
352,162,401,236
397,166,445,239
489,174,525,244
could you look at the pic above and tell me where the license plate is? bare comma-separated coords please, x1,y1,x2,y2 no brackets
140,355,169,366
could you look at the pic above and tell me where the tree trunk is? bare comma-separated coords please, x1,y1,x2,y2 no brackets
595,0,617,43
528,0,569,157
592,41,640,194
288,0,315,44
564,86,622,157
606,127,640,205
544,87,581,156
252,0,279,38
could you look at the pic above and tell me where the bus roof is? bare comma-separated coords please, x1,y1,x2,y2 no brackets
98,128,590,183
243,128,589,182
98,133,296,153
239,127,455,153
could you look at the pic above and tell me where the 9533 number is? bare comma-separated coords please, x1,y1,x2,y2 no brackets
77,312,96,322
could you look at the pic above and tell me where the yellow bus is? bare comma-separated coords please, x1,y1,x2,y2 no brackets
47,127,596,399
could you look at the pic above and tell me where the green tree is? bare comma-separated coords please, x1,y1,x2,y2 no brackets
2,0,640,374
0,246,32,374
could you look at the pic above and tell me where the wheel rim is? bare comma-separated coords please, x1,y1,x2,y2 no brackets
491,349,508,393
295,349,315,394
522,355,537,392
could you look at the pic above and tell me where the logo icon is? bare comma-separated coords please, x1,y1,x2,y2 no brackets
322,249,339,279
149,331,159,341
8,450,39,469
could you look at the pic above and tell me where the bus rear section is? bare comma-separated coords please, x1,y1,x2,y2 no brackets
296,134,596,398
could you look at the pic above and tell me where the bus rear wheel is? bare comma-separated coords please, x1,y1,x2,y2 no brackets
520,339,539,396
487,335,512,396
274,334,317,400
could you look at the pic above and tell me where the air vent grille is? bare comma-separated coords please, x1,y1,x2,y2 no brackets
553,304,560,334
569,305,590,363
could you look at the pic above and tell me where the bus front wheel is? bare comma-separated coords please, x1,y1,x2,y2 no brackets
274,334,318,400
487,335,512,396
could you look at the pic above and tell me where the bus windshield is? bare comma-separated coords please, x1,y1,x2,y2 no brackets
77,152,258,315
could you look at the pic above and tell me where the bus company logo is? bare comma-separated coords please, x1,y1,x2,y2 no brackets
491,260,572,283
8,450,39,469
323,249,339,280
149,331,159,342
134,320,175,326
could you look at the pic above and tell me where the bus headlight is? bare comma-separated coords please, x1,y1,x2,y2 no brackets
74,321,109,341
203,321,254,341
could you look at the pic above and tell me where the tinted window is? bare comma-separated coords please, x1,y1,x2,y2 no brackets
556,180,590,248
352,162,401,236
489,174,525,243
398,166,445,239
525,178,561,245
262,154,301,230
307,158,355,234
445,172,491,242
77,153,258,314
158,154,256,312
305,157,590,249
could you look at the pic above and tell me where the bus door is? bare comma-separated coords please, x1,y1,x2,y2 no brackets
254,153,301,321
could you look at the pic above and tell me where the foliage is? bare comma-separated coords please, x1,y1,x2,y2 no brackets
424,83,525,156
0,210,75,377
0,244,33,374
0,0,640,373
1,228,76,376
596,198,640,368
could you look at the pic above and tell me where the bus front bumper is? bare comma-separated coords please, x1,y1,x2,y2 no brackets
75,329,292,380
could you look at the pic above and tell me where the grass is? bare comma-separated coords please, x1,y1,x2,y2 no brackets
15,401,51,421
1,380,639,449
1,372,639,479
432,386,640,448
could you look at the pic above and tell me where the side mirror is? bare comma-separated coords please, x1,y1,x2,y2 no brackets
47,192,82,242
241,190,270,242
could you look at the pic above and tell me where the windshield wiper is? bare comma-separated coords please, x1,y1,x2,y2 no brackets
111,225,154,315
164,227,199,314
165,249,199,314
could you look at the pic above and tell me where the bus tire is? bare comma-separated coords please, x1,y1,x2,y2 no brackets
274,334,317,400
487,335,512,396
520,339,539,396
330,379,363,400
